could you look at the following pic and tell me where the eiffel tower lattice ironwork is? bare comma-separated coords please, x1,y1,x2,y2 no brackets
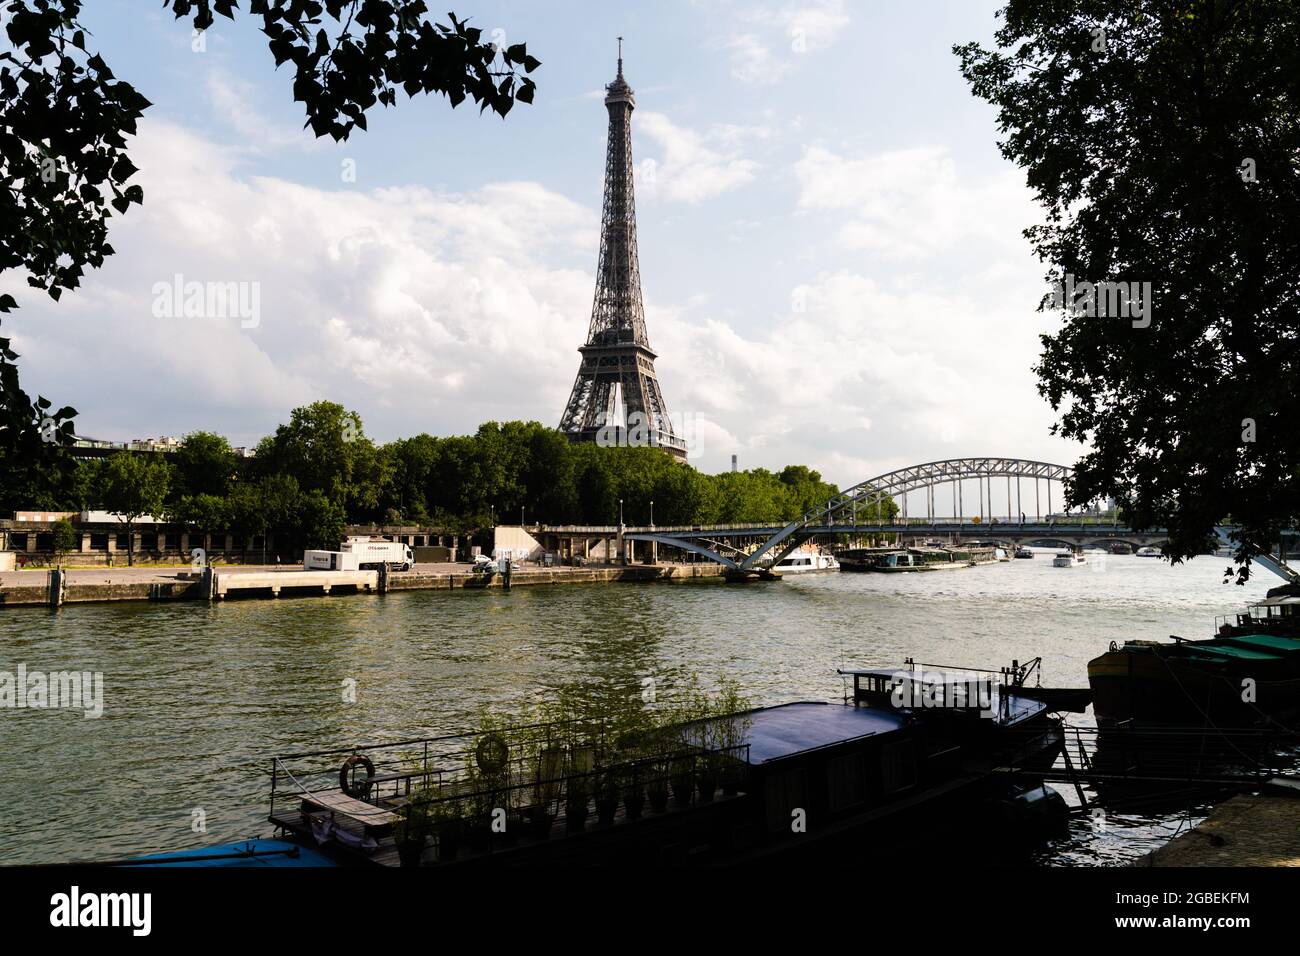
557,43,687,461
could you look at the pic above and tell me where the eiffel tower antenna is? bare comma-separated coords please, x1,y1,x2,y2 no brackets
557,44,687,461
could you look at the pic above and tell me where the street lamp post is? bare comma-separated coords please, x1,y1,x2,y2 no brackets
649,499,656,565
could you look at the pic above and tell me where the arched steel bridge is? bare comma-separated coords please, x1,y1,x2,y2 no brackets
623,457,1127,571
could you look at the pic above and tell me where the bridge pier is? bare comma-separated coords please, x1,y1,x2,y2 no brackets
724,568,780,583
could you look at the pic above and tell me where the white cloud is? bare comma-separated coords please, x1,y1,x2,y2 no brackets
720,0,851,85
9,119,596,449
636,112,760,202
8,117,1077,489
723,33,786,85
794,144,1040,260
205,69,325,154
652,268,1080,483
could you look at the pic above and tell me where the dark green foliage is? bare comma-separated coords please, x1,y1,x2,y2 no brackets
167,493,228,538
0,0,537,516
296,488,347,551
28,405,861,554
0,323,76,513
2,0,537,310
956,1,1300,579
226,473,301,544
96,452,172,564
50,516,76,561
173,431,239,498
0,0,148,306
370,420,848,528
252,401,390,517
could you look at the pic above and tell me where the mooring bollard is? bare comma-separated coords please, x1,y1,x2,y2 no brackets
48,568,65,608
378,563,389,594
202,566,215,602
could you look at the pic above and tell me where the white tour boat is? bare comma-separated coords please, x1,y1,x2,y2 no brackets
774,552,841,573
1052,551,1087,568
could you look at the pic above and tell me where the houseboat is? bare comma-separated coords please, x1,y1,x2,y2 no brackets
121,662,1070,867
870,550,929,572
841,547,1000,573
837,547,902,571
1088,581,1300,728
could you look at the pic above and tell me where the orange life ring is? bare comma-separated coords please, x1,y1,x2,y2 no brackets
339,754,375,798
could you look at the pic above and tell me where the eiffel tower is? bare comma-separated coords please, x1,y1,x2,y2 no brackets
558,42,687,462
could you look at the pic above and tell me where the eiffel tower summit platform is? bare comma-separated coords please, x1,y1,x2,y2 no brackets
557,42,687,462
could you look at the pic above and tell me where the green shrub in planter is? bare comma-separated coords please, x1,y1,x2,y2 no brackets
696,753,720,803
430,798,465,861
526,803,556,839
669,753,695,807
594,768,620,825
564,775,591,832
620,761,646,820
393,797,434,867
647,776,670,813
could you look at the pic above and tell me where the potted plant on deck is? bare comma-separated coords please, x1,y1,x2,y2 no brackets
639,709,681,813
431,793,465,861
393,795,433,867
715,676,754,796
619,756,646,820
528,741,564,838
564,746,594,832
593,767,620,825
668,751,696,807
460,764,498,852
646,752,671,813
695,750,721,804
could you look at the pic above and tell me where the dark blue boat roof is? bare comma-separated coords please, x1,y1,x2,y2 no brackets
744,702,907,763
124,838,337,867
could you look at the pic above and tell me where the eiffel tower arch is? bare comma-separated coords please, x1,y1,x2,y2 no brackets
558,43,687,462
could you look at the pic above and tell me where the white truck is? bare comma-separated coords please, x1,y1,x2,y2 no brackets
303,550,361,572
341,536,413,571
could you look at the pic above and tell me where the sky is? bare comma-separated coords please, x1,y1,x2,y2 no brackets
6,0,1084,498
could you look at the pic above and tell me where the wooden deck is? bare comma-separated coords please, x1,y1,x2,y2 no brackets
272,787,745,867
301,791,400,828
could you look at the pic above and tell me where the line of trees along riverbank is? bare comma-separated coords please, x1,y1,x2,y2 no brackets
11,401,896,557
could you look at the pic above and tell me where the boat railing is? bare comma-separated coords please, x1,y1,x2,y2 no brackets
1039,723,1294,796
395,740,752,818
269,716,755,834
893,656,1042,685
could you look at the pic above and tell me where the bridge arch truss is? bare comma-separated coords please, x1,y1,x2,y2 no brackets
627,457,1079,571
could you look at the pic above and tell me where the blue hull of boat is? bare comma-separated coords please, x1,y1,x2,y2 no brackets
124,838,337,867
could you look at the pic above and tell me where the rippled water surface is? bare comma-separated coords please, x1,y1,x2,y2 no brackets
0,551,1277,865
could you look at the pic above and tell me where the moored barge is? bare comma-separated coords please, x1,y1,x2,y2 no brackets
1088,581,1300,728
147,662,1068,867
838,546,999,573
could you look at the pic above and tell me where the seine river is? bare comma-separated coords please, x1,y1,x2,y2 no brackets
0,550,1277,865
